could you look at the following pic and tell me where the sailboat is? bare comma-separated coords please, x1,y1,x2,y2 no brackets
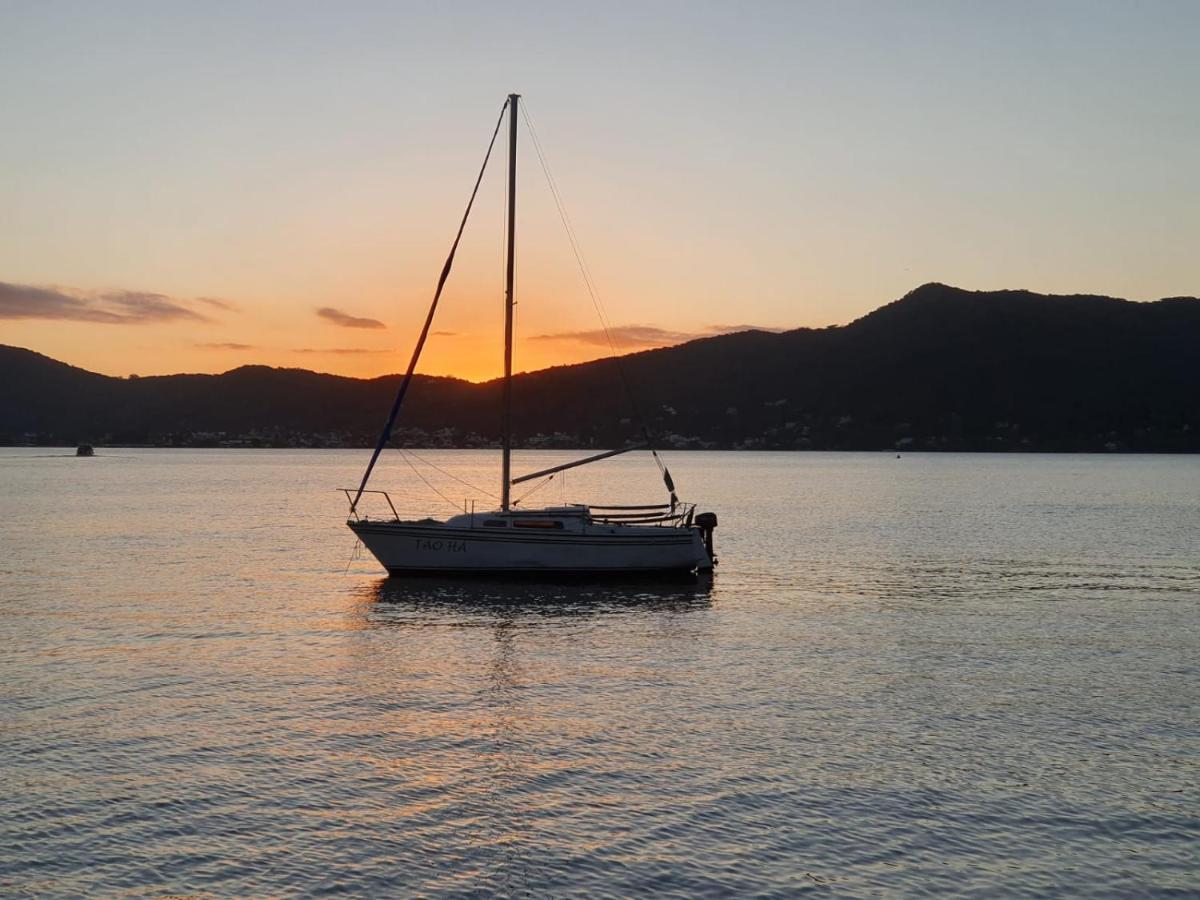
345,94,717,576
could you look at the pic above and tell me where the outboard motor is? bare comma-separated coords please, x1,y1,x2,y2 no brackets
695,511,718,564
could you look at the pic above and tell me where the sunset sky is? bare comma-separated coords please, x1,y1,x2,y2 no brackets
2,1,1196,382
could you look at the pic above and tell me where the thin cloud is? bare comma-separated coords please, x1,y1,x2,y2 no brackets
530,322,786,349
292,347,392,355
530,325,696,348
317,307,386,329
707,324,784,334
196,342,255,350
196,296,239,312
431,330,458,337
0,281,212,324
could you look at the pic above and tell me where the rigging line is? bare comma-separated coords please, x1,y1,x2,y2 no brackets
350,99,508,515
512,473,554,507
519,106,646,384
518,103,662,451
397,449,462,511
344,539,362,574
398,446,500,500
520,102,674,487
520,104,627,364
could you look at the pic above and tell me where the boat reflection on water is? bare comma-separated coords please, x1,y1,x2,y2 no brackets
331,573,715,891
359,571,714,622
338,574,716,891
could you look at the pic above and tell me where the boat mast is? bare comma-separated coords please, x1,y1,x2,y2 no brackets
501,93,519,510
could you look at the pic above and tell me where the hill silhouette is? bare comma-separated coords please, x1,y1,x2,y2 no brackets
3,283,1198,451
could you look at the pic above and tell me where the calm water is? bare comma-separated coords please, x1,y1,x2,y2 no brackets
1,449,1197,896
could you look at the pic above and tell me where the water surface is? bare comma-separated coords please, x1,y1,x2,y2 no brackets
1,449,1196,895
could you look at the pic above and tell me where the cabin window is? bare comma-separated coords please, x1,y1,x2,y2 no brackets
483,519,508,528
513,520,564,530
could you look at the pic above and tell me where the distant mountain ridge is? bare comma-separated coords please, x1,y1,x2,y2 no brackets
3,283,1198,451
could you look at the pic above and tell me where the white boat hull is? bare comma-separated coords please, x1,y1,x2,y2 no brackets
348,518,712,575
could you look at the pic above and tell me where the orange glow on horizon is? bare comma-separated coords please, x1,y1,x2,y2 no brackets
0,292,779,383
0,272,793,382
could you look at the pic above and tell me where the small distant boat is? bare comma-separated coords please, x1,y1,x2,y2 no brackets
75,444,94,457
344,94,717,576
